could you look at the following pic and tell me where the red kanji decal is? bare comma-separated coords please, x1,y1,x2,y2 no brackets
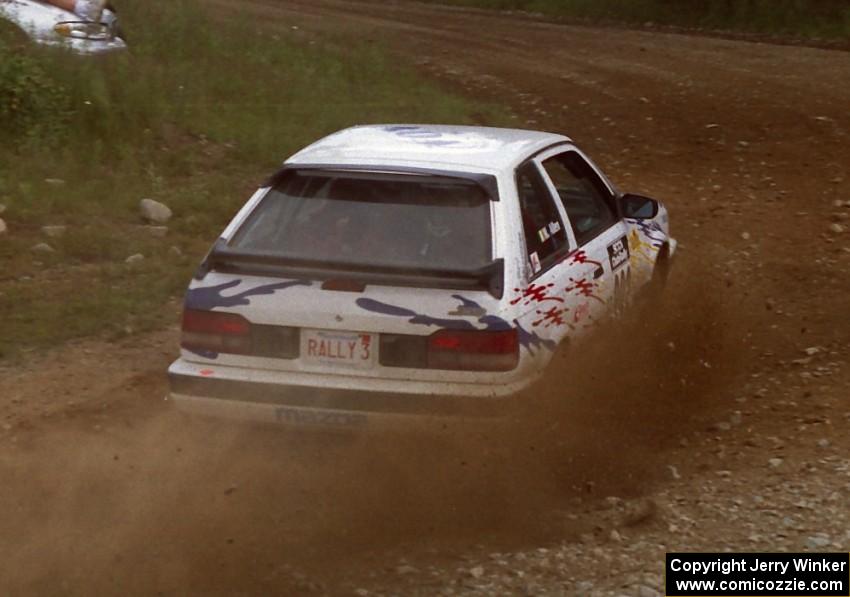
532,306,572,328
565,277,605,303
510,282,564,306
566,250,603,268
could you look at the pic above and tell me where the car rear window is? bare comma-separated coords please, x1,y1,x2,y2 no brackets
229,170,493,273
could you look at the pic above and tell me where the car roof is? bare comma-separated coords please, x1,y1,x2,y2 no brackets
285,125,572,173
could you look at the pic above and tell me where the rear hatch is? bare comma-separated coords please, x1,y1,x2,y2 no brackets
181,167,517,380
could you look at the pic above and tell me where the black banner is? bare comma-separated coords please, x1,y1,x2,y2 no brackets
666,553,849,596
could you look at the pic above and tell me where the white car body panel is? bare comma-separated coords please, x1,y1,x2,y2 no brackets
168,125,675,427
286,125,570,173
0,0,125,54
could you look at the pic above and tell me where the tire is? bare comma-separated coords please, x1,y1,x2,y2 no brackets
633,243,670,314
648,244,671,296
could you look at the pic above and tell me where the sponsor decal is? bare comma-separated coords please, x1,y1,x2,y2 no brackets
529,251,542,274
607,236,630,271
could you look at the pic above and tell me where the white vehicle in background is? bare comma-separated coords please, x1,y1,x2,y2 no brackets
0,0,125,54
168,125,676,427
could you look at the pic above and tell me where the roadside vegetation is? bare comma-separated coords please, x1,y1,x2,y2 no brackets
430,0,850,39
0,0,502,359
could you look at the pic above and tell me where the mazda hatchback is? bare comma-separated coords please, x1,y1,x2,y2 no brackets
168,125,675,427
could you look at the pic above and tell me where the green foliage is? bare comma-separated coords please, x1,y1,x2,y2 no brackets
0,39,72,145
429,0,850,38
0,0,504,359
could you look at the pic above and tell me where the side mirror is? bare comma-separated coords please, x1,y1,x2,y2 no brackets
620,193,659,220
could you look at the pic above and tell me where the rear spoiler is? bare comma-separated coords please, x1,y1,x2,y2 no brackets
263,163,500,201
196,239,505,299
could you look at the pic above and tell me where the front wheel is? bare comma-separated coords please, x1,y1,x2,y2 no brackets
633,244,671,312
646,244,671,299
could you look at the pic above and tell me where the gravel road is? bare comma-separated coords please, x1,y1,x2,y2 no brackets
1,1,848,594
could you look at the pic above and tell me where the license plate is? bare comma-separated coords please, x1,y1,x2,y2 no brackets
301,329,377,369
275,406,369,427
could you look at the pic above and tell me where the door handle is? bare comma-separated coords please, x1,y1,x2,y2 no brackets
593,266,604,279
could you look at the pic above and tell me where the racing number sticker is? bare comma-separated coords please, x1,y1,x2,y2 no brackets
607,236,630,272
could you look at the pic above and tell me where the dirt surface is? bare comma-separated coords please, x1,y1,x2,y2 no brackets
2,1,849,595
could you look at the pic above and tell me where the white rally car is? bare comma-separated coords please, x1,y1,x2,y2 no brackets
168,125,676,427
0,0,125,54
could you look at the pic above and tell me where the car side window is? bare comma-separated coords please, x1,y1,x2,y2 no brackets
515,162,569,275
541,152,617,246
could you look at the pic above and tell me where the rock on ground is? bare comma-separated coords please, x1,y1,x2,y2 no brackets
30,243,55,253
144,226,169,238
139,199,173,224
41,225,67,238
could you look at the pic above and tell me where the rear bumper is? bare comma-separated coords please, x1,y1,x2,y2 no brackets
170,393,374,427
167,359,534,428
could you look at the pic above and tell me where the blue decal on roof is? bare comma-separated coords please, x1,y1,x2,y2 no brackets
185,279,310,311
383,125,464,148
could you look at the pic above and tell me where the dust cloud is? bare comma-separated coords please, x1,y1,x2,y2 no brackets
0,265,745,595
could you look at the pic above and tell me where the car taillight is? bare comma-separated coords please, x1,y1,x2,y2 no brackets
181,309,252,355
427,329,519,371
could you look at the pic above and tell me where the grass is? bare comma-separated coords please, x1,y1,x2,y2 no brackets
427,0,850,39
0,0,504,360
